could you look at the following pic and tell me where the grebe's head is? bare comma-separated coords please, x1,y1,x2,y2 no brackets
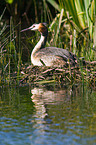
21,23,48,36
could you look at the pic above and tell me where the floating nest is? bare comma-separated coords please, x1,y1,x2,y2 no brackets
19,61,96,87
0,61,96,87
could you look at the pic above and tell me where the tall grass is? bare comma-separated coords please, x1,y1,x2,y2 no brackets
0,7,7,84
48,0,95,61
0,8,22,85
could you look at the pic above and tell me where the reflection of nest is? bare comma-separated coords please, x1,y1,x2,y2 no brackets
20,63,96,86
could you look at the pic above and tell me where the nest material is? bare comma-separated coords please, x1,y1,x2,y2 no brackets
19,61,96,87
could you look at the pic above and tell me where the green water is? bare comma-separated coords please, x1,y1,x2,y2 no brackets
0,84,96,145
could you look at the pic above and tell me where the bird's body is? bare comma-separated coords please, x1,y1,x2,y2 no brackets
21,23,77,67
31,46,76,67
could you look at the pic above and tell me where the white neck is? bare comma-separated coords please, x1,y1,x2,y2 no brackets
32,35,46,56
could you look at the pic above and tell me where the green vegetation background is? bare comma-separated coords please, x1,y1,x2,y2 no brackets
0,0,96,85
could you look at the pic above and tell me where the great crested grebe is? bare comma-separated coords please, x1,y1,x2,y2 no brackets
21,23,77,67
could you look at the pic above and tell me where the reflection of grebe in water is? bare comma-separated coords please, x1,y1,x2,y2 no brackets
21,23,77,67
31,88,48,119
30,87,73,144
31,87,72,119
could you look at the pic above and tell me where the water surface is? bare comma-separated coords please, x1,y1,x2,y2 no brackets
0,84,96,145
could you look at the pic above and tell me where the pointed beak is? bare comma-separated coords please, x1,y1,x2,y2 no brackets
20,24,39,32
20,27,30,32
